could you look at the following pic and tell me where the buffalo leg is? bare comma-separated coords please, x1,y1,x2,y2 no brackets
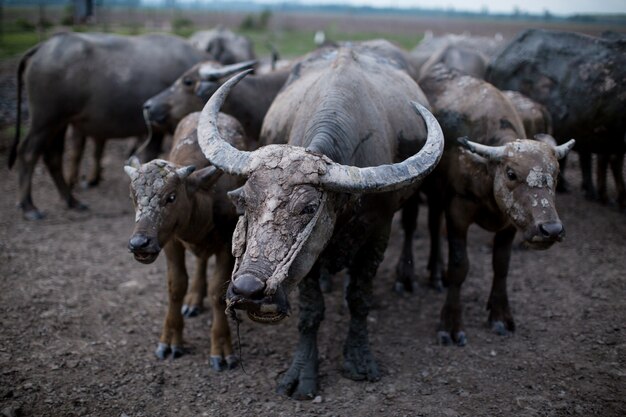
342,224,389,382
579,150,596,200
277,264,324,400
42,128,87,212
609,152,626,210
487,226,516,336
438,198,471,346
394,192,419,294
208,247,237,371
597,153,609,205
427,192,445,291
157,240,188,360
556,155,569,193
182,257,207,318
16,129,48,220
87,138,106,187
65,126,86,189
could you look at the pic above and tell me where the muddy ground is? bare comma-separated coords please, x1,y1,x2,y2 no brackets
1,71,625,417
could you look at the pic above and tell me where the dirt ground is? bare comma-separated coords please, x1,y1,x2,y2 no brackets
1,68,625,417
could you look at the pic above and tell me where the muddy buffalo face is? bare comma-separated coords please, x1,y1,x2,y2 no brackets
224,147,338,324
124,158,222,263
461,138,575,249
195,70,445,324
143,60,256,132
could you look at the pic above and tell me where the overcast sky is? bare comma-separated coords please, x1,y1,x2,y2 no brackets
256,0,626,15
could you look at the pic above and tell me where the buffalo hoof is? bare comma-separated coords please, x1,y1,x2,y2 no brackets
437,330,467,347
171,345,184,359
23,208,45,221
181,304,201,317
277,375,317,401
155,342,171,360
209,354,239,371
155,343,184,360
277,359,319,400
226,355,239,370
342,345,380,382
209,356,226,372
68,198,89,211
429,278,444,293
490,319,515,336
394,264,415,295
491,321,511,336
393,280,409,295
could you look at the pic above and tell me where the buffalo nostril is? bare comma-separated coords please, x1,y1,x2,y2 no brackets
539,222,564,239
231,274,266,299
129,235,150,250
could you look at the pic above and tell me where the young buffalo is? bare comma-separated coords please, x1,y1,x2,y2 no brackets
412,65,574,346
125,112,249,370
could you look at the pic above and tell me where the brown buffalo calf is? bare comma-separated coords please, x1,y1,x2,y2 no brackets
416,65,575,346
124,112,248,370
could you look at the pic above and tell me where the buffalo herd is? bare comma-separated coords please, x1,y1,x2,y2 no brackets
9,27,625,398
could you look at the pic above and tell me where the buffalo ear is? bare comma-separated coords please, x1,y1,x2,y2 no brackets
188,166,223,192
227,187,246,215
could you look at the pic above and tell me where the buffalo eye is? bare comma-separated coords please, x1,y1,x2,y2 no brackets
182,78,194,87
301,204,318,216
166,193,176,204
506,168,517,181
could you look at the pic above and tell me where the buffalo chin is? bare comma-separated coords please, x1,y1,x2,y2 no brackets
132,252,159,264
522,239,556,250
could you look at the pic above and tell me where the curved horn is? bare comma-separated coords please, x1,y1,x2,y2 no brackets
124,156,141,179
197,70,254,176
320,101,444,193
198,60,257,80
554,139,575,160
458,136,507,161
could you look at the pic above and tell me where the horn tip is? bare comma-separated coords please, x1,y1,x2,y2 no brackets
457,136,471,149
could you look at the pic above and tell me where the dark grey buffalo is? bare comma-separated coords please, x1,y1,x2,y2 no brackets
487,29,626,208
189,26,256,65
197,42,443,398
412,65,574,346
143,60,290,141
10,32,208,220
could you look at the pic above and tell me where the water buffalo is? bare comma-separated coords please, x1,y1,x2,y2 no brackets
143,60,290,142
486,29,625,208
10,32,208,220
125,111,250,370
411,33,505,76
197,43,444,398
503,90,554,140
189,26,256,65
418,42,488,80
412,65,574,346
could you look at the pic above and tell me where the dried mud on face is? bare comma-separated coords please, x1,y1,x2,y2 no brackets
1,92,625,417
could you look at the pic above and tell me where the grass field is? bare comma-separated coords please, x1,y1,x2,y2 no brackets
0,25,420,61
1,5,622,60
